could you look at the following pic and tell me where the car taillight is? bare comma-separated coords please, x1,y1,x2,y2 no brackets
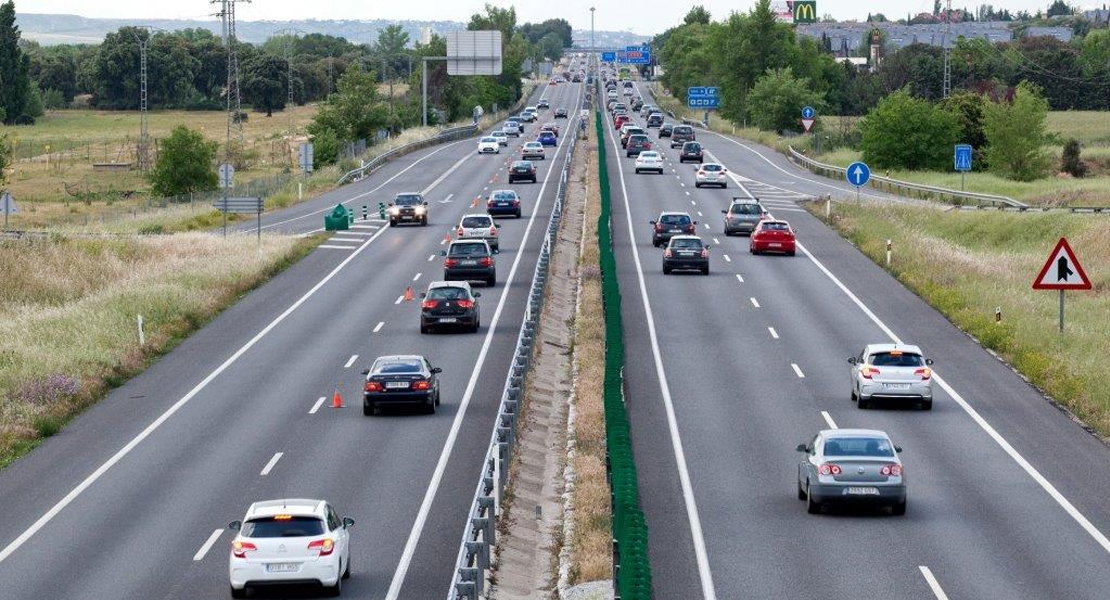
880,464,903,477
444,258,457,268
422,300,439,309
697,170,705,176
489,226,498,236
818,463,842,476
308,538,334,556
232,540,257,558
512,199,520,206
457,299,475,309
685,225,695,233
861,366,880,379
915,367,932,380
412,380,431,391
700,249,709,258
664,249,672,258
479,257,493,267
365,381,383,392
654,224,663,233
487,199,495,207
457,227,465,236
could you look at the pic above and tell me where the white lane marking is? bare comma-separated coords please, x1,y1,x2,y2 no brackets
772,207,807,213
735,274,744,283
686,192,692,197
791,364,805,378
723,254,731,263
607,105,719,600
796,239,1110,555
768,327,779,339
919,566,950,600
413,272,422,282
344,354,359,368
0,209,395,566
703,223,710,230
387,82,584,600
260,452,283,476
193,529,224,561
821,411,838,430
713,238,720,245
690,199,696,205
338,230,373,236
441,193,454,204
319,244,358,250
330,237,364,243
750,297,760,308
309,396,326,414
428,254,436,261
697,211,703,217
373,321,385,333
394,295,404,305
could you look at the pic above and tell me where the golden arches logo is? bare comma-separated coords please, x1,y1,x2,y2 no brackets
793,1,817,23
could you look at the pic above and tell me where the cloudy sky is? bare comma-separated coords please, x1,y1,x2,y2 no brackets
16,0,1089,35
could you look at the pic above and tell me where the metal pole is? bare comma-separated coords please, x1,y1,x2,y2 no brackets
1059,289,1065,333
222,185,228,237
422,57,428,127
961,171,966,192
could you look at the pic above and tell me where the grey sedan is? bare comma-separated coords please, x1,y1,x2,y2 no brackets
849,344,935,410
797,429,906,515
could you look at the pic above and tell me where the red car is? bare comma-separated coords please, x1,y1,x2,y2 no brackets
614,114,631,130
749,219,797,256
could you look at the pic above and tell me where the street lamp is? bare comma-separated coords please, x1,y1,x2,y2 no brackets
590,7,595,70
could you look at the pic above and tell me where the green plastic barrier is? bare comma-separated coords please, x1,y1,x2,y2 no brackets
324,203,353,231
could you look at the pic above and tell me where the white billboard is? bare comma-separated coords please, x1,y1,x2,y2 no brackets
447,30,503,76
771,0,794,23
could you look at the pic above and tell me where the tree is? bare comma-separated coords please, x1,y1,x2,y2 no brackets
746,68,825,133
939,91,988,152
880,43,945,101
148,125,217,197
1061,139,1087,177
859,88,961,170
307,65,389,160
537,32,564,61
709,0,795,121
684,6,712,25
1046,0,1072,17
0,0,33,124
241,54,287,116
983,81,1051,181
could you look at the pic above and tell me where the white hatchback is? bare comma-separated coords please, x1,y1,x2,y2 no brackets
456,213,500,250
635,151,664,174
228,499,353,597
477,137,500,154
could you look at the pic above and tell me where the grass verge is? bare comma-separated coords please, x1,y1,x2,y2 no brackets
0,232,319,467
807,200,1110,435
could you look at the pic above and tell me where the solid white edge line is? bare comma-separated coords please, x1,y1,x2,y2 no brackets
791,363,805,378
387,81,581,600
373,322,385,333
919,566,951,600
192,528,224,562
319,244,359,250
309,396,326,414
260,452,283,476
608,97,719,600
344,354,359,369
0,213,394,565
796,240,1110,554
820,411,838,430
768,327,779,339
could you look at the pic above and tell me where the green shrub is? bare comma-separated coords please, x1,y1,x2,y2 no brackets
859,88,961,170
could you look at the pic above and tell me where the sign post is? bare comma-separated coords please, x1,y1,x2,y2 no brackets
845,161,871,202
1,192,17,229
801,105,817,151
954,143,972,191
298,142,314,178
218,163,235,237
1032,238,1092,333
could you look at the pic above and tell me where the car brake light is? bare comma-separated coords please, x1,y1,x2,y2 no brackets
880,464,903,477
654,224,663,233
697,170,705,176
457,299,475,309
457,227,465,236
422,300,439,309
444,258,457,268
701,249,709,258
232,540,257,558
365,381,383,392
818,463,842,476
512,199,520,206
412,380,431,391
915,367,932,380
861,366,880,379
489,226,498,236
308,538,334,556
686,225,695,233
664,249,672,258
479,257,493,267
487,199,495,207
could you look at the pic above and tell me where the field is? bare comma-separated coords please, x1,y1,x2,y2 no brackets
0,232,318,466
809,201,1110,436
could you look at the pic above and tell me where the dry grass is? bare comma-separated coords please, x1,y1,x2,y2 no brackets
810,201,1110,435
568,128,613,584
0,232,317,466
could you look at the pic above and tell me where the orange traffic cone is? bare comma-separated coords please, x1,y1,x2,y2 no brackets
472,197,480,208
331,387,344,409
404,286,414,302
443,231,452,243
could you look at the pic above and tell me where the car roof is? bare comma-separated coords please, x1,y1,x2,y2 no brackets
247,499,325,519
490,189,518,195
866,343,924,355
428,280,472,291
731,198,762,204
375,354,426,362
659,211,692,217
523,141,542,146
820,428,892,439
760,219,791,226
669,235,702,242
460,213,493,220
513,160,533,164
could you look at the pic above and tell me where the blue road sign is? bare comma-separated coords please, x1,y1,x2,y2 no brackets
601,51,616,62
802,106,816,120
626,45,647,52
688,86,719,109
846,162,871,187
955,144,973,172
624,50,651,65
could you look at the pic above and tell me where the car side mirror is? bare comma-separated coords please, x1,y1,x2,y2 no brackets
847,357,857,365
925,358,935,366
721,210,727,214
228,520,242,531
474,292,482,298
693,221,699,225
431,367,443,374
423,201,429,206
419,292,427,299
493,248,500,254
440,251,447,257
343,517,355,529
895,446,903,453
388,203,393,207
649,220,656,225
705,245,711,250
796,444,808,453
360,369,370,375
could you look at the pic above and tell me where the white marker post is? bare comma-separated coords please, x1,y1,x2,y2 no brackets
137,315,145,346
886,239,892,267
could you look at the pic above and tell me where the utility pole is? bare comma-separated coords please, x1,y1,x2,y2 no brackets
274,27,305,167
942,0,952,98
214,0,248,236
133,26,162,172
590,7,595,73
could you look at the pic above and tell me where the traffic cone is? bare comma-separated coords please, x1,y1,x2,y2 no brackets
443,231,452,243
472,196,480,208
331,386,344,409
404,286,414,302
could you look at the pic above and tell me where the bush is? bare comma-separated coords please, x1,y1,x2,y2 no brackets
42,88,68,110
746,67,825,134
147,125,218,198
1061,139,1087,178
983,82,1051,182
859,88,961,170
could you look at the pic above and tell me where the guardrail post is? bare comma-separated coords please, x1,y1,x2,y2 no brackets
455,581,476,600
465,540,491,570
473,515,495,547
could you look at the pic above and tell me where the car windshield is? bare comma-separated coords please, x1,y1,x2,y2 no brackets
761,222,791,232
640,152,659,159
242,516,325,538
730,204,763,215
702,164,723,172
823,437,896,458
450,243,489,257
481,137,497,143
461,216,492,228
670,239,703,250
373,358,424,374
684,143,701,151
394,195,423,206
870,352,925,367
660,215,691,226
427,286,470,300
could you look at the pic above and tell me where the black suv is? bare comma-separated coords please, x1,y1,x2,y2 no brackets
679,141,704,163
670,125,696,148
420,281,481,333
509,160,537,183
659,123,674,138
389,193,428,226
362,355,441,415
442,240,497,286
650,212,698,247
646,113,664,128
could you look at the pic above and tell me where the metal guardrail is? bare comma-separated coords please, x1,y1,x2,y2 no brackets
446,111,582,600
336,125,478,185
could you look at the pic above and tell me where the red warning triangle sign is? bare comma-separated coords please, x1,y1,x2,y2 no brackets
1032,237,1092,290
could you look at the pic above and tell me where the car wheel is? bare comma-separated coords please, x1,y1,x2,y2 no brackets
324,570,342,597
420,323,429,335
389,219,397,226
891,498,907,516
470,321,479,334
425,396,436,414
857,396,869,409
663,266,672,275
343,553,351,579
797,480,807,501
787,250,796,257
363,403,375,416
421,217,428,226
230,585,247,599
922,400,933,411
702,266,709,275
806,484,821,514
516,211,522,218
695,183,701,188
487,275,497,287
435,391,441,406
851,388,858,402
635,169,640,174
722,183,728,189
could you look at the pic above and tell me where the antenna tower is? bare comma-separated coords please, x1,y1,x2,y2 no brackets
942,0,952,98
214,0,247,165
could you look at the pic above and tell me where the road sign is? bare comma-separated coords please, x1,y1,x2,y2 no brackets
1,192,17,228
213,197,264,214
846,162,871,187
801,106,816,120
954,144,972,172
626,45,647,52
218,163,234,189
447,30,503,76
299,142,314,174
601,51,616,62
1033,238,1091,290
687,86,720,109
624,50,651,65
801,118,815,133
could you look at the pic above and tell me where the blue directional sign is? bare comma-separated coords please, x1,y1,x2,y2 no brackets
601,51,616,63
955,144,973,172
687,86,720,109
801,106,816,120
846,161,871,187
623,49,651,65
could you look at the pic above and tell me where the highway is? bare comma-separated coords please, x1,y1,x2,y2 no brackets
0,79,583,599
605,81,1110,599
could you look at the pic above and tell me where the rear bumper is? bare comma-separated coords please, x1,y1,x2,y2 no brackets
724,221,757,234
445,267,496,281
230,559,339,589
422,314,478,327
663,257,708,271
487,205,521,216
859,382,933,402
696,178,725,186
509,174,536,182
365,390,434,406
522,153,545,160
752,240,796,254
809,483,906,506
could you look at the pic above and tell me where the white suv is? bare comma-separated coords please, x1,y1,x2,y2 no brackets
456,213,500,250
228,499,354,598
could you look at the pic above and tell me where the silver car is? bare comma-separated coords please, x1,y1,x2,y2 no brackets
694,163,729,188
848,344,935,410
796,429,906,515
501,124,520,137
455,213,499,250
721,199,767,236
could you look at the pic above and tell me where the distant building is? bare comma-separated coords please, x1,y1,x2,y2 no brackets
797,20,1070,55
1082,8,1109,24
1025,26,1073,42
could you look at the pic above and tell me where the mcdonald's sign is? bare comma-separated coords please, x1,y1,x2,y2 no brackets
793,1,817,23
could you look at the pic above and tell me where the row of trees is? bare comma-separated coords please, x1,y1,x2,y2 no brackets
0,1,43,124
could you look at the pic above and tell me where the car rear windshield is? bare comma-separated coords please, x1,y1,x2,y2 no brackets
684,143,701,151
761,222,790,231
674,127,693,134
513,161,532,168
242,516,325,538
870,352,925,367
629,135,648,143
373,358,424,374
394,195,423,205
540,132,555,138
428,286,470,300
823,437,895,458
730,204,762,215
670,238,703,250
702,164,723,172
640,152,659,159
450,243,489,257
660,215,691,225
492,191,517,201
481,137,497,143
461,216,492,228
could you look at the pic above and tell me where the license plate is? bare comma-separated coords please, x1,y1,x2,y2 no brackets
679,252,695,257
386,381,410,389
846,487,880,496
884,383,911,389
401,216,413,220
439,318,458,323
769,243,782,248
669,229,681,233
497,202,510,207
266,563,299,573
461,260,478,266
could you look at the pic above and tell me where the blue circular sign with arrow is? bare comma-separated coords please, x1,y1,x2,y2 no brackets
846,161,871,187
801,106,816,120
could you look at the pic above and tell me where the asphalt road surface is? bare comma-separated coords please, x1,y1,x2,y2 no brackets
0,80,583,600
604,81,1110,600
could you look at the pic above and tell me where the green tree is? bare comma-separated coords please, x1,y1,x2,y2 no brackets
684,6,712,25
1046,0,1072,17
939,91,988,152
241,54,287,116
708,0,795,121
307,65,388,156
746,67,824,133
147,125,218,197
0,133,11,185
1061,139,1086,178
0,0,33,124
983,81,1051,181
537,31,564,61
859,88,961,170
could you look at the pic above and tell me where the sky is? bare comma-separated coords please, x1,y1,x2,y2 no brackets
15,1,1098,36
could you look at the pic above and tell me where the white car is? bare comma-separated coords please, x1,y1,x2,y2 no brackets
635,151,664,174
228,499,354,598
694,163,729,188
521,141,545,160
478,137,500,154
501,124,520,137
456,213,500,250
520,110,537,123
491,131,509,146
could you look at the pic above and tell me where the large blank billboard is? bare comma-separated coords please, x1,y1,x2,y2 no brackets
447,30,503,76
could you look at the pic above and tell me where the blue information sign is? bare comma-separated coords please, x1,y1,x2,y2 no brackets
687,86,720,109
846,162,871,187
801,106,816,120
954,144,973,172
601,51,616,63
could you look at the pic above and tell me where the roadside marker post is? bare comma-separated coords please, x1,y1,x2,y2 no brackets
886,239,892,267
362,205,368,221
1032,237,1092,333
846,161,871,202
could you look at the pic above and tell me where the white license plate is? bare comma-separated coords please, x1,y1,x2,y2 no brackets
679,252,696,257
846,487,880,496
461,260,478,266
439,318,458,323
883,383,911,389
266,563,299,573
386,381,410,389
769,243,782,248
